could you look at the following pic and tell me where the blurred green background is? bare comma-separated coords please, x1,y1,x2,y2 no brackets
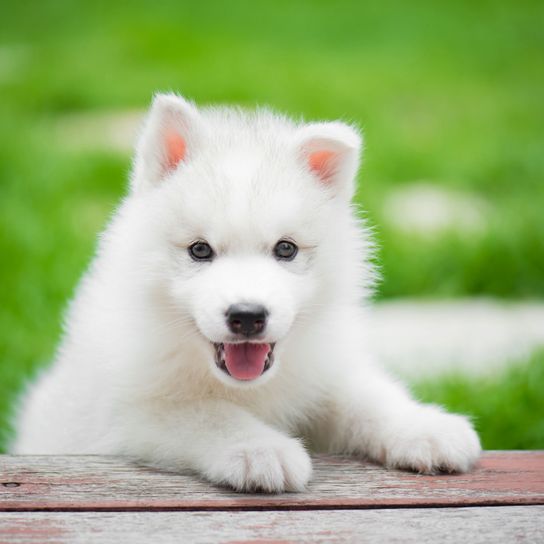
1,0,543,452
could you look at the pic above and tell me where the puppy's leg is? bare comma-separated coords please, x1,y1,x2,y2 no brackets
324,367,481,473
117,400,312,492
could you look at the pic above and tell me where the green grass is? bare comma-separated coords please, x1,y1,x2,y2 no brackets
1,0,543,451
412,351,544,450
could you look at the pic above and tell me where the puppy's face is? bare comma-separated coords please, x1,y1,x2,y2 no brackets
163,161,326,386
129,94,361,387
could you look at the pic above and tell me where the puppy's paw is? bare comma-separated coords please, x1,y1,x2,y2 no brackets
383,407,481,474
205,435,312,493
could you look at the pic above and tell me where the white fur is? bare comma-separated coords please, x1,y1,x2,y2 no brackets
12,94,481,492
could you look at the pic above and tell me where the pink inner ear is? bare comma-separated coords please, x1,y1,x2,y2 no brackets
165,129,187,171
308,150,337,183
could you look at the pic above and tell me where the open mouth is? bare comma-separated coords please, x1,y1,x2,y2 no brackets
214,342,275,381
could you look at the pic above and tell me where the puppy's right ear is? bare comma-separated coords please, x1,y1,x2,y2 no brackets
130,93,202,193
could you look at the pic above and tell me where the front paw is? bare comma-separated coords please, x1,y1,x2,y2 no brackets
382,407,481,474
204,434,312,493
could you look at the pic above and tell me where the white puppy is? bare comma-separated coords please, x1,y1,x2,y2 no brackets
13,94,481,492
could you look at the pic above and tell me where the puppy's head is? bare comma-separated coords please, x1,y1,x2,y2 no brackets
127,93,364,386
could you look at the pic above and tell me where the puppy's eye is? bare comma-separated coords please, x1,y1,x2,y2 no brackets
274,240,298,261
188,241,214,261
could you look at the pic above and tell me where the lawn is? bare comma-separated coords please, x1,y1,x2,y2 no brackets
413,351,544,450
1,0,543,451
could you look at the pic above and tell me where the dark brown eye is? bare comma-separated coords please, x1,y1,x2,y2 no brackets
188,241,214,261
274,240,298,261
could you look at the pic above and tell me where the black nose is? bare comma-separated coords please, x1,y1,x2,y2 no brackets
226,304,268,337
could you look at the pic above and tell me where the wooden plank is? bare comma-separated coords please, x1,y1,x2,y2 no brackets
1,452,543,511
1,506,543,543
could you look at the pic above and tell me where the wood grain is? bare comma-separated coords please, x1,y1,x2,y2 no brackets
1,506,543,543
1,452,543,511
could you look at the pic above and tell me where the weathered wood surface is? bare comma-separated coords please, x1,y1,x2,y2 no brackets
1,451,543,511
0,507,543,544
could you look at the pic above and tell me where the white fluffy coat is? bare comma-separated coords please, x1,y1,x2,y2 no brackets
13,94,481,492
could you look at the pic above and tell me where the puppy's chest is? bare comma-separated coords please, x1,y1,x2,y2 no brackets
145,359,324,434
241,382,324,434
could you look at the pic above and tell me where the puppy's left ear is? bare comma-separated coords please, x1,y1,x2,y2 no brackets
130,93,202,193
295,122,362,200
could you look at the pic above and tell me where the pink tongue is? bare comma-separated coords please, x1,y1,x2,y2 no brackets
224,343,271,381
